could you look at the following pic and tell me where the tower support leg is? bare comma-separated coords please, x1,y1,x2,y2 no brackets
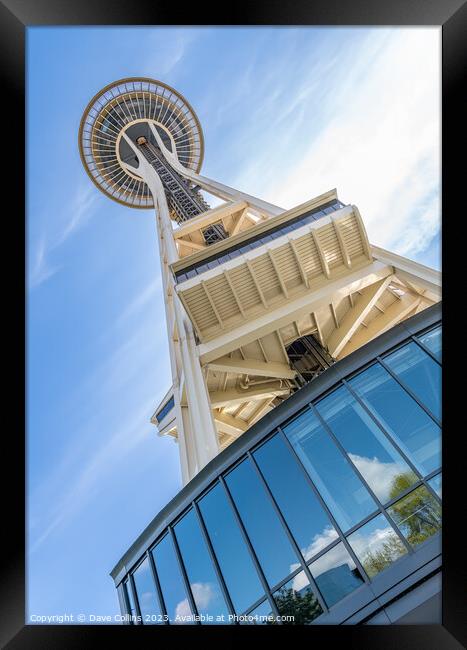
123,134,220,483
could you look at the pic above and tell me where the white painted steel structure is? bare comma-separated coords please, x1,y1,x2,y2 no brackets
79,77,441,485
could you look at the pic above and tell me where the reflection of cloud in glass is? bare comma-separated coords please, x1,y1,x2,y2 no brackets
348,453,411,502
310,543,356,578
175,582,215,619
174,597,191,620
310,542,364,608
428,473,442,499
291,570,310,593
192,582,216,610
300,525,339,561
350,524,397,557
348,514,407,578
141,591,154,605
274,571,323,625
289,525,339,578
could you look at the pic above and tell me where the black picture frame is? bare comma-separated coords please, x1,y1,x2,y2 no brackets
2,0,465,647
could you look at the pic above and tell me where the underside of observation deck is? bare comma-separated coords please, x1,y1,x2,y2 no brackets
152,189,441,452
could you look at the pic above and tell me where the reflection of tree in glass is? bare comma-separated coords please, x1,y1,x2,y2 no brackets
360,532,406,578
360,473,442,577
272,587,322,625
388,474,441,547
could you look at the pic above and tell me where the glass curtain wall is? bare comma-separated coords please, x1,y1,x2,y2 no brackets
120,325,442,625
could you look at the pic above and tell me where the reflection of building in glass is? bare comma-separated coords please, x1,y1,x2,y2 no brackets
79,78,442,625
314,564,364,608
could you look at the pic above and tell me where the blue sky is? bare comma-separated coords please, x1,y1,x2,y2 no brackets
27,26,440,622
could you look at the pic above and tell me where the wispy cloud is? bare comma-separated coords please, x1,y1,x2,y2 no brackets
348,453,411,503
54,184,98,247
28,235,60,289
114,276,162,330
226,29,440,261
28,288,172,554
141,29,199,79
28,184,98,290
175,582,215,620
29,392,157,554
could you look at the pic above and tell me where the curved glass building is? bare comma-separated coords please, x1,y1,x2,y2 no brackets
111,305,441,625
79,78,442,625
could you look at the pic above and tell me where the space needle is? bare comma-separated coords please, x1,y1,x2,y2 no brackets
79,77,441,487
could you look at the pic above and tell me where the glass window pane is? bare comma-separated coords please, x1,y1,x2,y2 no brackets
418,326,442,361
347,513,407,578
241,600,276,625
349,364,441,476
225,459,300,588
309,542,364,608
272,571,323,624
315,386,418,503
133,558,163,625
254,434,338,561
387,486,441,548
428,473,442,499
125,579,137,618
283,409,377,532
383,342,441,420
198,482,264,614
152,534,193,625
174,509,229,622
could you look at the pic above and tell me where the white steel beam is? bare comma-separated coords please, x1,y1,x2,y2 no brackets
247,397,275,425
213,412,249,435
311,229,330,278
209,382,290,408
333,219,352,268
207,356,296,379
176,238,207,252
229,207,250,236
148,122,285,217
340,292,422,358
173,200,248,238
371,245,441,298
198,260,392,364
326,276,393,358
123,134,220,484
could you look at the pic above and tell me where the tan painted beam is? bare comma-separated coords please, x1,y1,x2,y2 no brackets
352,206,373,260
333,220,352,268
177,238,207,252
393,271,441,302
326,277,393,357
289,239,310,288
207,356,296,379
223,270,247,318
201,281,224,328
209,383,290,408
339,293,421,358
311,229,330,278
313,311,325,346
173,206,358,291
371,245,441,298
246,259,268,308
213,412,249,436
229,207,250,236
247,397,275,426
198,260,392,364
268,250,289,298
173,200,248,239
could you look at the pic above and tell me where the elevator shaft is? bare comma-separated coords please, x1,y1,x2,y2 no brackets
136,138,227,245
